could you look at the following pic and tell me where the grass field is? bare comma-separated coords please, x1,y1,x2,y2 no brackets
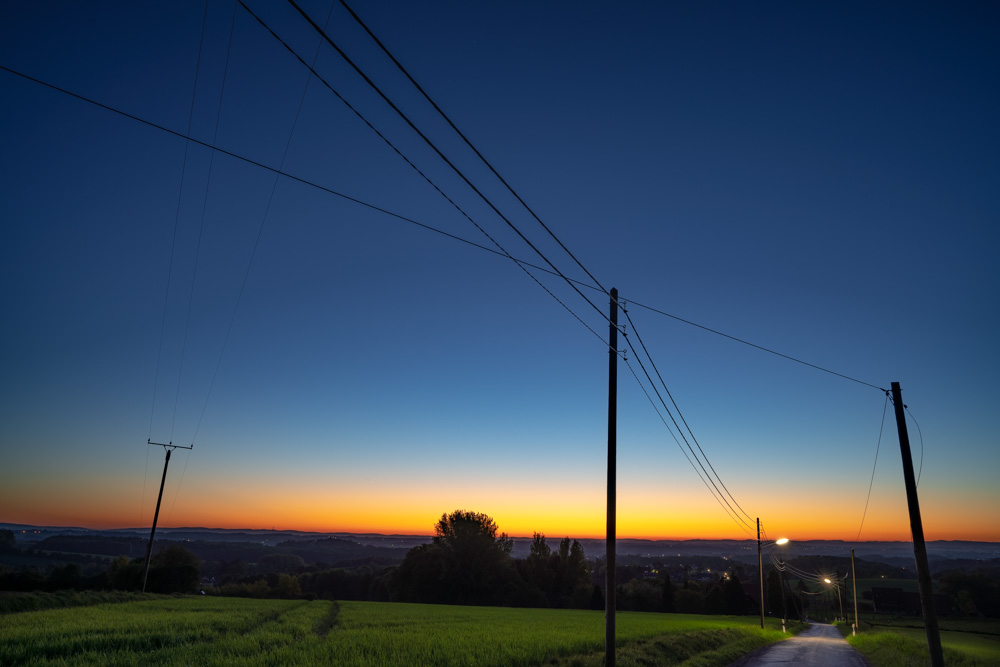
0,597,801,666
845,618,1000,667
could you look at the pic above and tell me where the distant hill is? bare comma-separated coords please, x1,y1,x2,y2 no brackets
3,523,998,566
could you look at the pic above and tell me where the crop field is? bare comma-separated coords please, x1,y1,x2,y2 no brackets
0,596,797,666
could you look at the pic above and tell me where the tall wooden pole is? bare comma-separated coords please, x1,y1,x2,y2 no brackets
890,382,943,667
142,447,172,593
758,518,765,629
606,288,618,667
851,549,859,635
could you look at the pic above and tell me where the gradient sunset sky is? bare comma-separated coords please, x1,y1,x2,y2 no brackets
2,1,998,544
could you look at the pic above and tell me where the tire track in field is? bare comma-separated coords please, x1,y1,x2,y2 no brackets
314,601,340,637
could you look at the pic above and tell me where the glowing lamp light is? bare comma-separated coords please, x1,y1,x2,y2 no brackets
775,538,789,545
824,578,832,584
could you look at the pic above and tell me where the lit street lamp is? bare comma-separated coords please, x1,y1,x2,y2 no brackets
756,519,789,630
824,577,844,622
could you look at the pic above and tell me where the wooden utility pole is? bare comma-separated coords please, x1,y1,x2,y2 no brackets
606,288,618,667
851,549,859,635
142,440,192,593
890,382,944,667
757,518,765,629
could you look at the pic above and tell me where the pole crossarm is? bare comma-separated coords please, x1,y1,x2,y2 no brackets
147,439,193,450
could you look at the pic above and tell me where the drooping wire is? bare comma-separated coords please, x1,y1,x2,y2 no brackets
238,2,609,347
905,405,924,487
622,304,755,525
622,354,754,537
627,300,885,392
3,61,893,392
187,0,328,452
142,0,211,528
853,393,889,545
282,0,611,327
165,0,243,525
335,0,608,296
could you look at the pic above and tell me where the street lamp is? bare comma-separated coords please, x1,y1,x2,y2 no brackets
756,518,790,630
824,577,844,622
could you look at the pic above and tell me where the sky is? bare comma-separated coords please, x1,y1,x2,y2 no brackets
1,1,998,544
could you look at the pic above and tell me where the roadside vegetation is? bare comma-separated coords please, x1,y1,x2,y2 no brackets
839,618,1000,667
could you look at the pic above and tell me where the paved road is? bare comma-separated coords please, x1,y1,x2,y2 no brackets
731,623,869,667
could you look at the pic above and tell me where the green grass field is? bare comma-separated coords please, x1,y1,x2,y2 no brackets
0,596,801,666
845,618,1000,667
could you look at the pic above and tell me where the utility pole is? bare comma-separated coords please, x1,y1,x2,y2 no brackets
141,440,192,593
606,288,619,667
851,549,859,636
890,382,944,667
757,518,764,629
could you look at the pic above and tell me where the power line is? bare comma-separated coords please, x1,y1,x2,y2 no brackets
853,393,889,545
281,0,611,327
1,63,883,395
905,404,924,487
627,300,885,392
336,0,608,296
622,303,755,525
143,0,211,529
622,356,755,537
238,1,608,346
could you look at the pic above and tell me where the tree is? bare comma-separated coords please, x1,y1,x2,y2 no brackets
766,569,783,617
662,570,675,613
0,529,15,551
146,545,200,594
432,510,514,605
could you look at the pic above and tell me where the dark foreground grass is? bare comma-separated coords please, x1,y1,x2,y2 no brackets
0,596,803,666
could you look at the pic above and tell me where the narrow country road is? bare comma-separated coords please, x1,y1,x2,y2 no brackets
731,622,869,667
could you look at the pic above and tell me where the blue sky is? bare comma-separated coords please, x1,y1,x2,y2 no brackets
1,1,998,541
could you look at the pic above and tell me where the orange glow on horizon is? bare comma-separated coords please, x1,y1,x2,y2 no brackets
3,468,998,543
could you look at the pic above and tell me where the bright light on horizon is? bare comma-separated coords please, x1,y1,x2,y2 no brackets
776,537,789,545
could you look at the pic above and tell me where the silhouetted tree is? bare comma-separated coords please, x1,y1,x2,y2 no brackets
662,571,675,612
766,569,783,616
724,572,748,615
145,545,200,594
0,529,15,551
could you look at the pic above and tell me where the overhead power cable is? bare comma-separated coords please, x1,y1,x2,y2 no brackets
622,304,755,525
142,0,211,530
622,356,755,537
280,0,611,327
904,405,924,487
238,2,608,347
627,300,885,392
166,0,242,525
335,0,608,296
852,394,889,546
1,63,882,388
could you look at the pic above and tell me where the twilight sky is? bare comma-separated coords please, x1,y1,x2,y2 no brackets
1,1,998,543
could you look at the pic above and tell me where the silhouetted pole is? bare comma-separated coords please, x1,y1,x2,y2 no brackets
141,440,192,593
890,382,944,667
851,549,859,635
757,518,764,629
142,447,171,592
606,288,619,667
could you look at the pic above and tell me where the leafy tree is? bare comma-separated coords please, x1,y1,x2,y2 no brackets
432,510,514,605
525,533,552,596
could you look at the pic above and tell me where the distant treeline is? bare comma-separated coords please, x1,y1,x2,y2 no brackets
2,525,999,618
